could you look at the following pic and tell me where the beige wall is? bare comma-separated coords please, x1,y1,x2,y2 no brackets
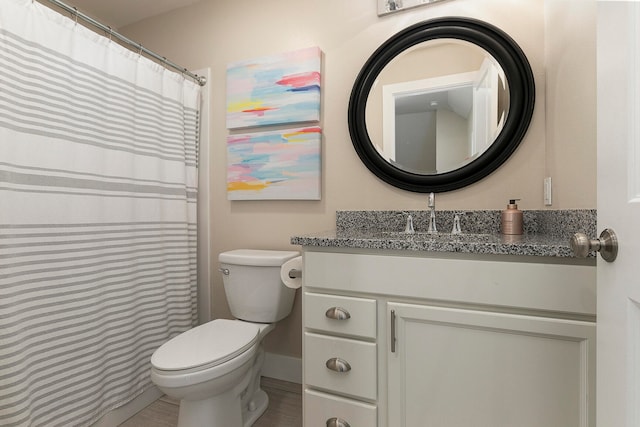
544,0,597,208
121,0,596,358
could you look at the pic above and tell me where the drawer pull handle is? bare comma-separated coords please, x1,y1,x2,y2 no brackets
325,307,351,320
326,417,351,427
325,357,351,373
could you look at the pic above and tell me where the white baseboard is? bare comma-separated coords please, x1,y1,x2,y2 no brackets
262,352,302,384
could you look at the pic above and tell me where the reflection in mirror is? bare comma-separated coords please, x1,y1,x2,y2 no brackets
365,40,509,175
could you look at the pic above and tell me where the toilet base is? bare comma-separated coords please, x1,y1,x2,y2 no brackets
242,388,268,427
174,379,269,427
177,387,243,427
172,343,270,427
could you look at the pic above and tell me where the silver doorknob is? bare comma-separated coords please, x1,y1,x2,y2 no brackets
570,228,618,262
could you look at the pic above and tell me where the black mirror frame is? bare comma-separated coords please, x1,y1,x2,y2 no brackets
348,17,535,193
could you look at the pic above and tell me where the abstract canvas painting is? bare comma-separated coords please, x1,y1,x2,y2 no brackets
226,46,322,129
227,126,321,200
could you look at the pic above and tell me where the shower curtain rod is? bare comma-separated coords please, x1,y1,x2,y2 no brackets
42,0,207,86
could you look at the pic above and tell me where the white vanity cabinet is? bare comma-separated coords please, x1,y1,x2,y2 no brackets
301,249,597,427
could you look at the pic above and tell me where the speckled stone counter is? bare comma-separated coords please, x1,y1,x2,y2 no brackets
291,209,597,258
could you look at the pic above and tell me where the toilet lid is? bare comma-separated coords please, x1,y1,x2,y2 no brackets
151,319,260,371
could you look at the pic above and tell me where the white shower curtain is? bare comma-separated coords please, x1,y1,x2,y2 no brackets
0,1,201,425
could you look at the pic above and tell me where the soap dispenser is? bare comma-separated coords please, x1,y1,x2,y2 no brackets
501,199,523,235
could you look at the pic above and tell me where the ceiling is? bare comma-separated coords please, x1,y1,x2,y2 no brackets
65,0,201,29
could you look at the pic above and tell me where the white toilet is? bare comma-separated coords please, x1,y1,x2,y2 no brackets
150,249,300,427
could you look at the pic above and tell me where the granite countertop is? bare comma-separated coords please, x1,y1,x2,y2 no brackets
290,209,597,258
291,230,579,257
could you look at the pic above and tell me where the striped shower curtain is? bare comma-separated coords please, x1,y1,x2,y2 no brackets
0,1,201,425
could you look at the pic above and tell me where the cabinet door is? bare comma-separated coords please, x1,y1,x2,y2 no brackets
387,302,596,427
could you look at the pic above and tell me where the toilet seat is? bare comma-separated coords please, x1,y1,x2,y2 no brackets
151,319,260,373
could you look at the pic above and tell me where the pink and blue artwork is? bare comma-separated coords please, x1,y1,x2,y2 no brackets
226,46,322,129
227,126,321,200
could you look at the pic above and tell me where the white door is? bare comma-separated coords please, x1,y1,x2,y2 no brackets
596,2,640,426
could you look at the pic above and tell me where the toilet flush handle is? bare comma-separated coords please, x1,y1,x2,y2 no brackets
218,267,229,275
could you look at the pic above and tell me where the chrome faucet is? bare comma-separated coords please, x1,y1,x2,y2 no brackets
427,192,437,234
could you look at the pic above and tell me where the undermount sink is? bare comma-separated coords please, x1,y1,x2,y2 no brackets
379,231,496,242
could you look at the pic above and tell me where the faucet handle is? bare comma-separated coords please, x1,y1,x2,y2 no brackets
404,215,415,234
451,214,462,235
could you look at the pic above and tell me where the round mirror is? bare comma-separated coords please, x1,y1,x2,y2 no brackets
348,17,535,192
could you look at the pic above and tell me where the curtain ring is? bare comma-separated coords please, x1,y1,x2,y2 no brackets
107,26,113,42
72,7,78,25
138,43,143,56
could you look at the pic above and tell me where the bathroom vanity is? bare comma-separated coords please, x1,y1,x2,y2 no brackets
292,210,597,427
309,11,596,425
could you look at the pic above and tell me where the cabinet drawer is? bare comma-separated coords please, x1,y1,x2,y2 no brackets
304,388,377,427
304,292,376,339
304,332,376,400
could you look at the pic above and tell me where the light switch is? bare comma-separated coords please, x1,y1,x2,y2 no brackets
544,177,552,206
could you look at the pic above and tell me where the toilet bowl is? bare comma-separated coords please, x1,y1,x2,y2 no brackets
149,249,299,427
151,319,274,427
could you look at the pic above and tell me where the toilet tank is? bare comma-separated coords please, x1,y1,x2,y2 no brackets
218,249,300,323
